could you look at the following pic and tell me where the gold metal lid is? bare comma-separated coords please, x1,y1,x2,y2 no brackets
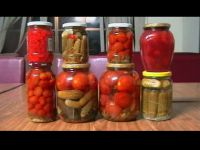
62,63,90,69
143,71,172,77
107,63,134,68
144,23,171,29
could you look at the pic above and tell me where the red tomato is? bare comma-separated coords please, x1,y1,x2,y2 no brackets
28,96,38,105
99,80,112,95
35,103,43,111
33,86,43,97
109,33,117,45
105,102,122,118
28,90,34,97
39,72,48,80
114,92,132,109
117,75,134,93
68,34,77,40
29,108,37,115
38,96,46,106
45,97,53,104
28,76,40,90
45,72,52,80
28,103,34,110
111,42,124,52
37,109,46,117
103,71,119,87
43,104,53,113
43,89,52,97
39,80,49,89
88,73,98,89
56,72,73,91
100,94,110,107
107,50,115,62
72,72,89,91
116,32,127,43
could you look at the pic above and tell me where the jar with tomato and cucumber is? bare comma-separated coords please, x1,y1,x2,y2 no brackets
56,63,98,123
99,63,140,122
107,23,133,64
26,63,57,122
27,21,54,63
140,23,175,72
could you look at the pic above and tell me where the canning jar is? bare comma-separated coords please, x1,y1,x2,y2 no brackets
141,71,172,121
56,63,98,123
26,63,56,122
27,21,54,63
62,22,88,64
107,23,133,63
99,63,140,122
140,23,175,72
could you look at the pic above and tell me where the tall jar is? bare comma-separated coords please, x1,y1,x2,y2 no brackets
107,23,133,63
27,21,54,63
141,71,172,121
56,63,98,123
140,23,175,72
26,63,57,122
99,63,140,122
62,22,88,64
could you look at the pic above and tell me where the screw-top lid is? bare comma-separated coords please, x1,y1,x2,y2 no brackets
143,71,172,77
27,21,52,26
108,23,132,28
144,23,170,29
107,63,134,68
62,22,87,28
62,63,90,69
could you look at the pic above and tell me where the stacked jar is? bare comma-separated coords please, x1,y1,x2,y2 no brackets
140,23,175,121
56,22,98,123
99,23,141,122
26,21,56,122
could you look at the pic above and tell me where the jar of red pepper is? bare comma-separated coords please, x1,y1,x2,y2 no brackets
107,23,133,63
27,21,54,63
26,62,57,122
99,63,140,122
140,23,175,72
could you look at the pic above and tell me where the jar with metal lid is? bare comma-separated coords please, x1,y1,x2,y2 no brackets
140,23,175,72
141,71,172,121
99,63,140,122
27,21,54,63
62,22,88,64
107,23,133,64
26,63,57,122
56,63,98,123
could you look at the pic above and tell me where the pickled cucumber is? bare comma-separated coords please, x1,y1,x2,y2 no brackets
142,79,161,89
148,90,159,118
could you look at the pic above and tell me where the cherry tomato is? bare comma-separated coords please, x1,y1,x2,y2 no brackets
111,42,124,52
72,72,89,91
35,103,43,111
38,96,46,106
28,76,40,90
114,92,132,109
28,96,38,105
45,97,53,104
43,89,52,97
37,109,46,117
116,32,127,43
33,86,43,97
43,103,53,113
56,72,73,91
103,71,119,87
99,79,112,95
117,75,134,93
39,72,48,80
39,80,49,89
88,73,98,89
100,94,110,107
105,102,122,118
109,33,117,45
28,90,34,97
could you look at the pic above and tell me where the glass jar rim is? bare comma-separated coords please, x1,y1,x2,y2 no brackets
62,63,90,69
27,21,52,27
108,23,132,28
62,22,87,28
107,63,134,69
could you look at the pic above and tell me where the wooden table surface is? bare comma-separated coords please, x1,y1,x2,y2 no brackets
0,83,23,94
0,83,200,131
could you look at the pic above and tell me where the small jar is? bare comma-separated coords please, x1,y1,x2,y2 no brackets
99,63,140,122
62,22,88,64
26,63,57,122
107,23,133,63
56,63,98,123
27,21,54,63
141,71,172,121
140,23,175,72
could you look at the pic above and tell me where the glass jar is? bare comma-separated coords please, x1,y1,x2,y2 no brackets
26,63,57,122
140,23,175,72
56,63,98,123
62,22,88,64
107,23,133,63
141,71,172,121
99,63,140,122
27,21,54,63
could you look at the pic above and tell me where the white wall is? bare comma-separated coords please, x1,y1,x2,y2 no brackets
134,17,200,53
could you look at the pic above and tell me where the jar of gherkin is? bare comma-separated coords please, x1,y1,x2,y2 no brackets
141,71,172,121
61,22,88,64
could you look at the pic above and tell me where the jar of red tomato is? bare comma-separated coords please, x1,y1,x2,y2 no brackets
107,23,133,63
26,63,56,122
140,23,175,72
27,21,54,63
99,63,140,122
56,63,98,123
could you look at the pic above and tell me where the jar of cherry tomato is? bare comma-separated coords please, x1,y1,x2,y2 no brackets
56,63,98,123
27,21,54,63
62,22,88,64
140,23,175,72
107,23,133,63
26,63,57,122
99,63,140,122
141,71,172,121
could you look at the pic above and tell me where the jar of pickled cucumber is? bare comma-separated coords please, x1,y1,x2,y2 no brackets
26,63,57,122
62,22,88,64
141,71,172,121
99,63,140,122
107,23,133,63
56,63,98,123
